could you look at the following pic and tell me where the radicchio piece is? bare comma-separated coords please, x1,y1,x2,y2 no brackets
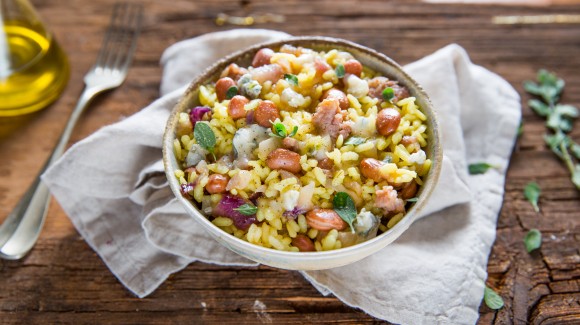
245,110,255,125
283,207,308,220
189,107,211,126
212,194,257,230
180,183,195,199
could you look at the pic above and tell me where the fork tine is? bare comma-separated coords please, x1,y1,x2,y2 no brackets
114,3,143,73
103,3,128,72
93,3,122,71
94,3,142,74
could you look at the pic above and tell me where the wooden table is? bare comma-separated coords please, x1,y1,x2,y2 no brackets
1,0,579,323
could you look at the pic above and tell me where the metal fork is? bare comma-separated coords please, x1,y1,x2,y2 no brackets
0,3,143,260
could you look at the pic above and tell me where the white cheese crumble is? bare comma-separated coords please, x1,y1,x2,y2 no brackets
282,190,300,211
408,150,426,165
281,88,306,108
345,74,369,98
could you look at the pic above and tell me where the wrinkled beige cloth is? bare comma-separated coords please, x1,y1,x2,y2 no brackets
42,29,520,325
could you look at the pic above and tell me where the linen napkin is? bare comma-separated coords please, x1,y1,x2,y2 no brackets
42,29,520,325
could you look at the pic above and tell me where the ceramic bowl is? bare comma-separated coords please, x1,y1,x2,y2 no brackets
162,36,442,270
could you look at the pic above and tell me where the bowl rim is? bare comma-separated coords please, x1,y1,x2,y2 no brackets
162,36,442,260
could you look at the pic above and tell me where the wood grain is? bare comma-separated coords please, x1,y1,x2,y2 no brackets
1,0,579,323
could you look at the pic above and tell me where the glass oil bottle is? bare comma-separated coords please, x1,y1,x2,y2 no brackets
0,0,69,116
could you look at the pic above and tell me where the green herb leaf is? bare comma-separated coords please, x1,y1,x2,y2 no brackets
468,162,497,175
194,122,216,156
335,64,345,78
270,123,299,139
234,203,258,216
344,136,366,146
555,104,579,118
226,86,238,100
382,87,395,102
288,126,299,137
484,286,504,310
271,122,287,138
524,181,541,213
333,192,357,233
284,73,299,86
528,99,550,117
544,133,566,158
517,121,523,137
524,229,542,253
406,197,418,203
523,80,542,96
525,70,579,191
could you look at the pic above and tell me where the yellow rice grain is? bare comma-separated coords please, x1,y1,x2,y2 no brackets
193,175,209,202
269,235,285,250
271,217,283,230
173,139,182,160
354,141,374,153
261,223,271,246
234,229,245,238
174,170,184,179
313,167,327,186
281,236,292,246
322,81,334,91
392,132,402,145
332,170,346,187
347,167,361,181
247,224,261,244
307,228,318,239
387,213,405,228
342,151,359,161
198,85,216,106
347,94,362,111
212,217,233,227
314,241,322,252
419,159,432,177
297,214,308,233
322,229,338,251
336,134,344,148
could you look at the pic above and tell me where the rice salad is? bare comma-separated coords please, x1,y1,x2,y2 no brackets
172,44,431,252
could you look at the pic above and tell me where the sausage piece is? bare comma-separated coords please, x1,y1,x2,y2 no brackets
321,88,349,111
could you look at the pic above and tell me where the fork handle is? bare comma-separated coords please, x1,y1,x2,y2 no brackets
0,88,97,260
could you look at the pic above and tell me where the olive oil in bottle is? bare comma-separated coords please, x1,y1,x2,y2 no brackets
0,22,69,116
0,0,70,117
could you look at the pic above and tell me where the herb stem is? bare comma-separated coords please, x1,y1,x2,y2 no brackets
560,141,576,175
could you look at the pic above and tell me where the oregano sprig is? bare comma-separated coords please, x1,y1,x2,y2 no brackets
524,70,580,189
